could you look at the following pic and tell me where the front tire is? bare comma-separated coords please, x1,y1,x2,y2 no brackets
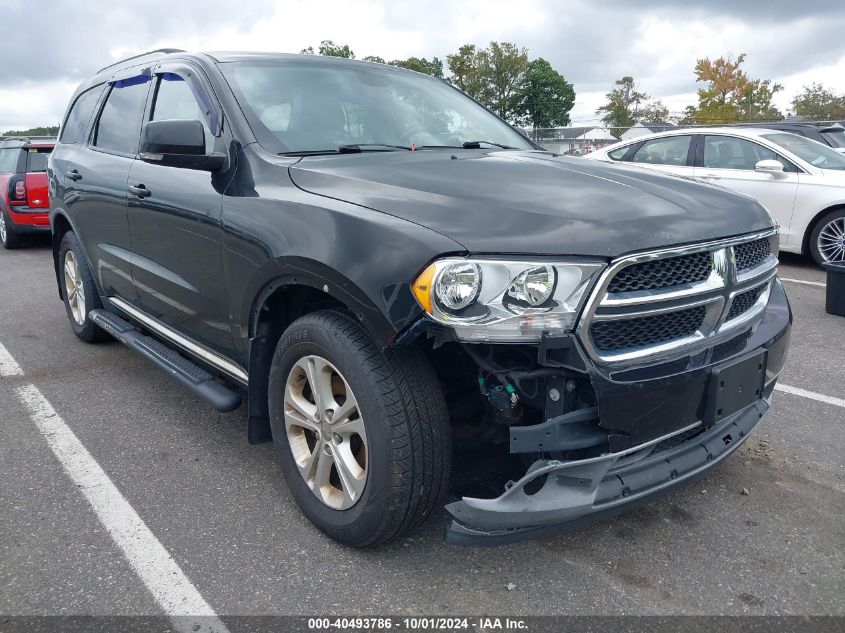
0,210,22,249
268,310,451,547
810,209,845,265
59,231,109,343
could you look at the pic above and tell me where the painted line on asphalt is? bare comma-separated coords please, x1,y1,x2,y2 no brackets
6,351,228,633
780,277,826,288
775,383,845,409
0,340,23,377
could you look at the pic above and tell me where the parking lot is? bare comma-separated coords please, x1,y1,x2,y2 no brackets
0,238,842,620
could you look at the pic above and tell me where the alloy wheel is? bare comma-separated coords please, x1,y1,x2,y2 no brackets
283,355,368,510
64,250,87,326
817,217,845,263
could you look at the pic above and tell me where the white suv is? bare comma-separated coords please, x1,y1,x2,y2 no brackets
585,127,845,264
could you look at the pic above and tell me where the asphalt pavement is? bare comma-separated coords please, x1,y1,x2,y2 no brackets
0,238,842,619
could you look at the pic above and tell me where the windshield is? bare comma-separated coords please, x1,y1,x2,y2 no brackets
221,61,534,154
763,132,845,170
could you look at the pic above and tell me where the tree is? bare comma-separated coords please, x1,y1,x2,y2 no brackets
2,125,59,137
595,76,650,131
688,53,782,123
389,57,444,79
515,58,575,133
637,100,670,124
362,55,386,64
446,42,528,119
300,40,355,59
446,44,488,99
791,83,845,120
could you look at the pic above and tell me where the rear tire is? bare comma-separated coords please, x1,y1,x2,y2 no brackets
0,210,21,249
268,310,451,547
59,231,110,343
809,208,845,266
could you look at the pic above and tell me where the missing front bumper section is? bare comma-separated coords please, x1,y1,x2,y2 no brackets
446,397,768,546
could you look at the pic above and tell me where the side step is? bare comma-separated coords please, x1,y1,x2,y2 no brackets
89,309,242,412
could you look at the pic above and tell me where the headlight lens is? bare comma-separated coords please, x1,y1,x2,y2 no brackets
412,258,605,342
435,262,481,311
507,265,556,306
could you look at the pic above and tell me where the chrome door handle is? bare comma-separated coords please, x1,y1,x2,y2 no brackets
128,184,151,199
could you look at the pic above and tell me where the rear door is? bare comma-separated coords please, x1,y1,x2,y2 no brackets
694,135,800,245
126,66,233,355
62,72,152,302
622,134,696,178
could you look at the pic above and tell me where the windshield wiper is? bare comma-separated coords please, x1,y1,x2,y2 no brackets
279,143,413,157
338,143,413,153
461,140,517,149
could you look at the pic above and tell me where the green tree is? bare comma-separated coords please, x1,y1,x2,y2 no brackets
595,76,650,130
389,56,444,78
791,83,845,120
515,58,575,133
300,40,355,59
737,78,783,121
362,55,386,64
690,54,783,123
446,44,487,99
637,100,670,124
446,42,528,119
2,125,59,137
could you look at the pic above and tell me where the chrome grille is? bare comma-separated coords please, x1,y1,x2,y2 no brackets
578,231,778,366
734,238,771,272
591,306,706,351
606,252,711,293
727,284,767,321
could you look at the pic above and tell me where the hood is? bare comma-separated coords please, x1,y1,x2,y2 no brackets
289,150,775,258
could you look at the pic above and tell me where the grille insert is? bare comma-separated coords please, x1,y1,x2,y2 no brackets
607,252,712,294
727,285,766,321
590,305,707,352
734,238,771,272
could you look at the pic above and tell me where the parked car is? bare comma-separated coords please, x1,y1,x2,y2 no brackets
730,121,845,154
49,50,791,546
584,127,845,265
0,136,54,248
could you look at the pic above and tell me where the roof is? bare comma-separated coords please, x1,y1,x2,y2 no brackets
0,136,57,148
636,121,678,132
556,126,605,139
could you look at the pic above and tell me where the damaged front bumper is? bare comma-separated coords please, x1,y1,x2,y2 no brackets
446,279,792,546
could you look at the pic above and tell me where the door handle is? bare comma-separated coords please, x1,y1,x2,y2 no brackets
65,170,82,181
128,184,151,199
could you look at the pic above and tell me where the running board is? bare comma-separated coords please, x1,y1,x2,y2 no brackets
89,309,242,412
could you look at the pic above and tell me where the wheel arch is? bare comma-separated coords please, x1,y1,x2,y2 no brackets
244,258,417,445
802,203,845,257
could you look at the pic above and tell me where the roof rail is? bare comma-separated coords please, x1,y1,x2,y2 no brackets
97,48,186,74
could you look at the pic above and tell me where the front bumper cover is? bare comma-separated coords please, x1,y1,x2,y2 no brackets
445,279,791,546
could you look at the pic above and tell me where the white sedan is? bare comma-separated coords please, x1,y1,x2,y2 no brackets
584,127,845,264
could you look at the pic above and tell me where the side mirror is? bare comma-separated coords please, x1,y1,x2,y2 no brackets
140,119,225,172
755,159,785,176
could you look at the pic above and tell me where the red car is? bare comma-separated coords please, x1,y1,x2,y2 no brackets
0,136,54,249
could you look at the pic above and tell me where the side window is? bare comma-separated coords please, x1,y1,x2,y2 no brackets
608,146,631,161
59,86,105,145
0,149,20,173
631,136,692,166
703,136,780,171
93,78,151,155
151,74,214,151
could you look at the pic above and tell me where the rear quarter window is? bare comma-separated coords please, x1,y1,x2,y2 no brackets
0,148,21,173
60,85,106,145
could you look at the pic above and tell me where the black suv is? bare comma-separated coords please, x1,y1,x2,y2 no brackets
49,50,791,546
731,121,845,152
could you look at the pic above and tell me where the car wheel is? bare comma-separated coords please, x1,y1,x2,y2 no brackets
268,310,451,547
59,232,109,343
810,209,845,265
0,210,22,249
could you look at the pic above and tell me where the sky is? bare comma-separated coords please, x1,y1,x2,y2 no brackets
1,0,844,132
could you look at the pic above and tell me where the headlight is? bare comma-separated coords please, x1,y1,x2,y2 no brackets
412,258,605,342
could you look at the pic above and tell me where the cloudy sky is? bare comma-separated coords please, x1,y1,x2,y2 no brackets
1,0,844,132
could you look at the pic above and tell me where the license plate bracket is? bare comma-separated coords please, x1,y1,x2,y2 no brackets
702,350,767,426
